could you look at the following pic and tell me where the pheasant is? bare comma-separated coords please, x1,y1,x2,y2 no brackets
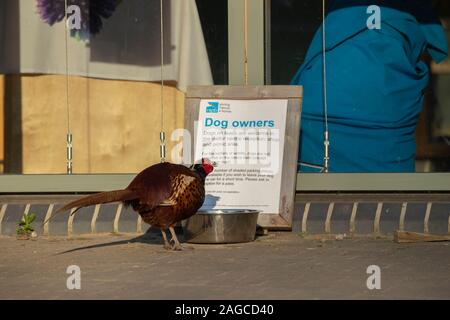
48,159,214,250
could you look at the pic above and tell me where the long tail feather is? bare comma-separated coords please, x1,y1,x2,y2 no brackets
43,189,136,225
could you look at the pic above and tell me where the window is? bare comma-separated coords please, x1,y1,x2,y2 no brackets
0,0,219,174
0,0,449,177
266,0,450,173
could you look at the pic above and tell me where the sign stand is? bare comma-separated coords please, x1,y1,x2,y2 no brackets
184,85,302,230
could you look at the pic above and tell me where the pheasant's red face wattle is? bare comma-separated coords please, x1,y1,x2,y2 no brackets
201,158,215,175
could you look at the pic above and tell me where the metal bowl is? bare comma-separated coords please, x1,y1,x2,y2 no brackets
182,209,260,244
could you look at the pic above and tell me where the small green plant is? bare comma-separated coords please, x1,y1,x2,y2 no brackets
16,213,36,237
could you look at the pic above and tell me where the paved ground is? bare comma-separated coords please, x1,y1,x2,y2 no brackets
0,231,449,299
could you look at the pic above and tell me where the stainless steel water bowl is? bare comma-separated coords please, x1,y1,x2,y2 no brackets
183,210,260,244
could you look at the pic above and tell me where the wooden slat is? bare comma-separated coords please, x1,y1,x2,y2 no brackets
399,202,407,232
394,230,450,243
90,204,101,234
301,202,310,233
423,202,432,234
113,203,123,234
278,98,301,227
184,98,200,164
349,202,358,234
0,204,7,234
43,204,54,236
257,214,290,230
325,202,334,233
448,214,450,235
67,208,77,237
374,202,383,234
186,85,303,99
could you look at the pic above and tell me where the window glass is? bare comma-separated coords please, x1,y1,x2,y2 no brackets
269,0,322,85
269,0,450,172
1,0,448,175
0,0,225,174
196,0,228,85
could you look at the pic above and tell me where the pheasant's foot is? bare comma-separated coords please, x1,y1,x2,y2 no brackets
171,242,183,251
168,238,183,251
169,226,183,251
161,229,171,250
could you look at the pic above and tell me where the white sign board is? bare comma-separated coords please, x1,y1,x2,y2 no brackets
194,99,288,213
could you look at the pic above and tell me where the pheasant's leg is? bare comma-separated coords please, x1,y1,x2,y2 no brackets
160,229,171,250
169,226,182,251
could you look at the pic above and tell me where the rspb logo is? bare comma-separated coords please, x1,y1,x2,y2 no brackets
206,101,219,113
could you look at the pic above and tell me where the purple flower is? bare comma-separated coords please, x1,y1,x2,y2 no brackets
36,0,121,38
36,0,66,26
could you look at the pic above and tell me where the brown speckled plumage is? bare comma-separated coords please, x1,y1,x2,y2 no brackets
53,160,214,250
125,164,205,229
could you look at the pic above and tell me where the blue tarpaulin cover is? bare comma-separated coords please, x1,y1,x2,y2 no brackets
291,0,448,172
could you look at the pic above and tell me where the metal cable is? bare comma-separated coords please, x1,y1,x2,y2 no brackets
322,0,330,172
244,0,249,85
159,0,166,162
64,0,70,134
64,0,73,174
160,0,164,129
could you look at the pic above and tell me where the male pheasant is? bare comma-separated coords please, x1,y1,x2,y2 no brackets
49,159,214,250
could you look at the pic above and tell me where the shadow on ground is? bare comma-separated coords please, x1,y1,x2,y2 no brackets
56,226,264,255
56,226,178,255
